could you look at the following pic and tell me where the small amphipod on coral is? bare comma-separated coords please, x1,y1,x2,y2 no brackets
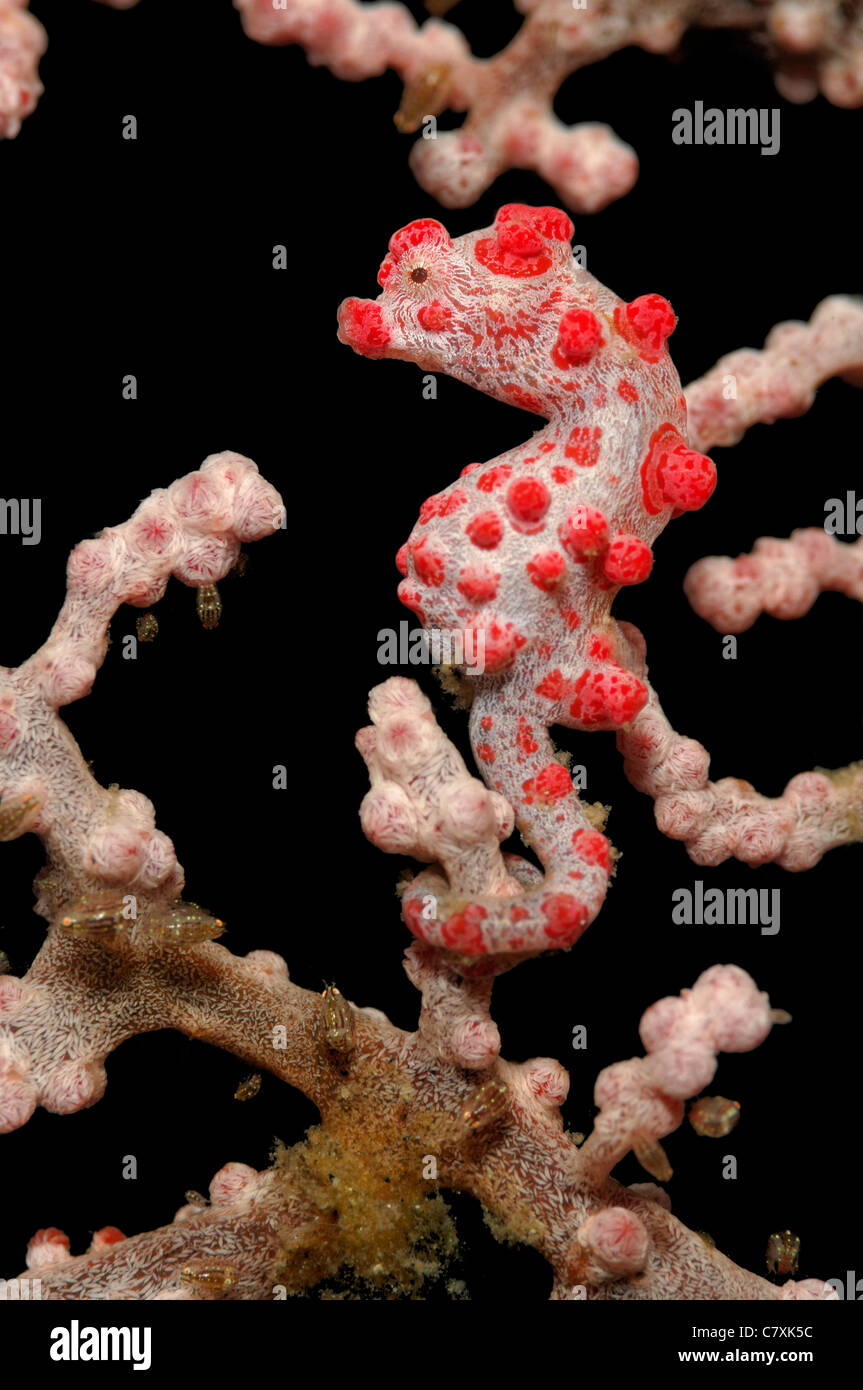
340,204,863,974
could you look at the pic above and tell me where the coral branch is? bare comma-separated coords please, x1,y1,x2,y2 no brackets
0,451,282,931
617,687,863,867
685,296,863,451
684,528,863,632
358,676,518,903
645,525,863,864
11,0,862,187
0,938,328,1131
405,941,502,1068
614,306,863,867
0,0,45,137
0,1,140,138
0,494,837,1297
15,1165,311,1300
2,0,851,1315
580,964,770,1184
237,0,640,212
236,0,863,210
4,925,835,1298
358,675,608,972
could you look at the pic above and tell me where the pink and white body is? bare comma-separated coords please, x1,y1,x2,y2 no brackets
341,205,863,973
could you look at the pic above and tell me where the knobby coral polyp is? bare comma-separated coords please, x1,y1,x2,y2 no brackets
339,203,863,971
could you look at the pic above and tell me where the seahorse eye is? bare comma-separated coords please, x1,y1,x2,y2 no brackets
410,266,429,284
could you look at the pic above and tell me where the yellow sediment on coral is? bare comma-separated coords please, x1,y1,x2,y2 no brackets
270,1070,461,1298
584,801,611,832
815,760,863,841
482,1194,548,1251
434,664,474,709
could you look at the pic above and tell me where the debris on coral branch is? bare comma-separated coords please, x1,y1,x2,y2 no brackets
767,1230,801,1277
689,1095,740,1138
196,583,223,630
632,1134,674,1183
135,611,158,643
233,1072,262,1102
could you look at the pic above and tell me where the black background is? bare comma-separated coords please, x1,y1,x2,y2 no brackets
1,0,860,1313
